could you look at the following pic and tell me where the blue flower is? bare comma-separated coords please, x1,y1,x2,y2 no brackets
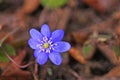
28,24,71,65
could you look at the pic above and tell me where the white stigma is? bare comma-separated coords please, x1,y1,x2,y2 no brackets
36,36,58,53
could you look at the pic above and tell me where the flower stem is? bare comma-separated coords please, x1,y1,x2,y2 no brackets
33,63,39,80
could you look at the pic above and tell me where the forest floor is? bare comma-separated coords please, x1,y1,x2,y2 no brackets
0,0,120,80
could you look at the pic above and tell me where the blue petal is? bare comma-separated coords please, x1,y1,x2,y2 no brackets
30,28,43,41
41,24,51,38
35,51,48,65
28,39,39,49
53,41,71,52
49,52,62,65
51,30,64,42
34,49,40,58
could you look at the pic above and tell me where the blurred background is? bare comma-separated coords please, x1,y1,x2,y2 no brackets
0,0,120,80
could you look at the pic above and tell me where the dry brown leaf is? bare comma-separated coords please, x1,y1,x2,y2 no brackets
38,7,49,27
82,10,120,35
1,49,32,79
39,7,71,30
48,8,62,30
97,43,118,65
115,25,120,36
0,62,8,70
17,0,40,15
48,7,71,30
105,65,120,77
57,7,71,30
69,31,88,45
114,26,120,45
69,47,87,64
0,24,3,31
0,32,14,44
112,11,120,20
83,0,118,14
68,0,78,8
0,77,28,80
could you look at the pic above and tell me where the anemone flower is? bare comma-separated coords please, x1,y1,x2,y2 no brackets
28,24,71,65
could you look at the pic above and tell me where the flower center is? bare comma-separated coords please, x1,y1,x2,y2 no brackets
37,36,57,53
43,43,49,48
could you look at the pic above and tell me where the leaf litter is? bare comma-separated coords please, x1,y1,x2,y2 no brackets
0,0,120,80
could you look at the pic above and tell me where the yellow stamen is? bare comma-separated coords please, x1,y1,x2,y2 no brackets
43,43,49,48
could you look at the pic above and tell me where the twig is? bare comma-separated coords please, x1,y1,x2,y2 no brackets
1,47,35,68
66,66,83,80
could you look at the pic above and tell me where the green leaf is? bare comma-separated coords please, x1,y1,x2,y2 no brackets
41,0,68,9
3,44,16,56
0,50,9,62
83,44,93,57
47,68,53,76
112,46,120,58
0,44,16,62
